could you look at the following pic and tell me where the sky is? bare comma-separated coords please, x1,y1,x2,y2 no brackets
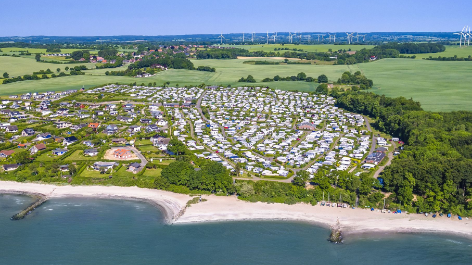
1,0,471,36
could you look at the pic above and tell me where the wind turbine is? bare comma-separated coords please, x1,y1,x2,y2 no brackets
467,26,471,46
252,32,255,42
315,34,323,42
454,26,466,47
266,31,269,44
346,32,355,44
242,32,245,42
328,33,336,42
273,32,277,43
218,33,225,44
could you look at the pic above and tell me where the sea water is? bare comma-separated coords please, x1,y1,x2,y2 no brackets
0,194,471,265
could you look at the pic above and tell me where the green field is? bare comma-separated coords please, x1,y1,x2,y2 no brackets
1,54,472,112
222,44,375,53
0,56,95,77
410,45,472,59
355,58,472,111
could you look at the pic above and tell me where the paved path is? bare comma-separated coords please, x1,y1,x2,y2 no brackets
373,142,396,179
364,115,376,155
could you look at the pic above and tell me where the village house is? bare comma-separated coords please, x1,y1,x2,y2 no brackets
5,125,18,133
63,136,78,146
0,150,15,158
52,148,68,156
88,123,100,129
128,162,142,174
113,149,133,159
3,164,19,171
112,138,127,145
84,148,98,156
30,143,47,154
21,128,35,136
93,161,118,171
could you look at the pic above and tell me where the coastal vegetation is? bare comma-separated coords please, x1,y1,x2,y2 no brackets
335,90,472,216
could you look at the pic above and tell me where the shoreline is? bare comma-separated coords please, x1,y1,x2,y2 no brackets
1,181,472,240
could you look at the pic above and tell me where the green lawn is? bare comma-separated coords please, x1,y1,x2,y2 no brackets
143,168,162,177
80,167,108,178
35,152,57,162
222,44,375,53
64,150,99,161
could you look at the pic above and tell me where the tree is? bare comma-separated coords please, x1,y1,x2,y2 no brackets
35,53,41,62
69,164,77,176
13,152,30,165
235,163,242,177
236,182,255,197
3,72,9,78
65,66,69,71
297,72,307,81
315,84,329,94
246,75,256,83
317,74,328,83
56,68,60,73
292,170,309,187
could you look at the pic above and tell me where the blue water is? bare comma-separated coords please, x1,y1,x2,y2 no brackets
1,194,471,265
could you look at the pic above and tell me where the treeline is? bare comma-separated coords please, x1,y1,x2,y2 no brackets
335,91,472,215
129,57,194,70
377,43,446,54
425,55,472,61
69,50,91,61
1,65,87,84
262,72,316,82
196,66,216,72
196,48,251,59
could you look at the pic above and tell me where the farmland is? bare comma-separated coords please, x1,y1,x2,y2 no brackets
222,44,375,53
356,58,472,111
409,45,472,59
0,56,95,77
1,52,472,111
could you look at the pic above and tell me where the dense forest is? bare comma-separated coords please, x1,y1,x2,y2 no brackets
377,43,446,54
334,91,472,215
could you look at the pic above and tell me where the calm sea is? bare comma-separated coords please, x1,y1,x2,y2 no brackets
1,194,471,265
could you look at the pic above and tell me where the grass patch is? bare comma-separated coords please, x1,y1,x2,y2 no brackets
64,150,99,161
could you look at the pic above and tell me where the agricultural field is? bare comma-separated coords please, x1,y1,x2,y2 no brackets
0,56,94,77
223,44,375,53
410,45,472,59
1,53,472,111
356,58,472,111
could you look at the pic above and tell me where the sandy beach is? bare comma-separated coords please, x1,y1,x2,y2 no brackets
1,181,471,238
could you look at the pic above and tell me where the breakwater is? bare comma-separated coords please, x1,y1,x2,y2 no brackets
10,194,48,220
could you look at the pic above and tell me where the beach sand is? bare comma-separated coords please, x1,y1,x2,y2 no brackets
1,181,471,238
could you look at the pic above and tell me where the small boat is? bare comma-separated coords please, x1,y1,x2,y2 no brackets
321,201,326,206
432,214,437,218
439,213,444,217
458,216,462,220
425,213,429,217
371,207,374,211
447,213,452,218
